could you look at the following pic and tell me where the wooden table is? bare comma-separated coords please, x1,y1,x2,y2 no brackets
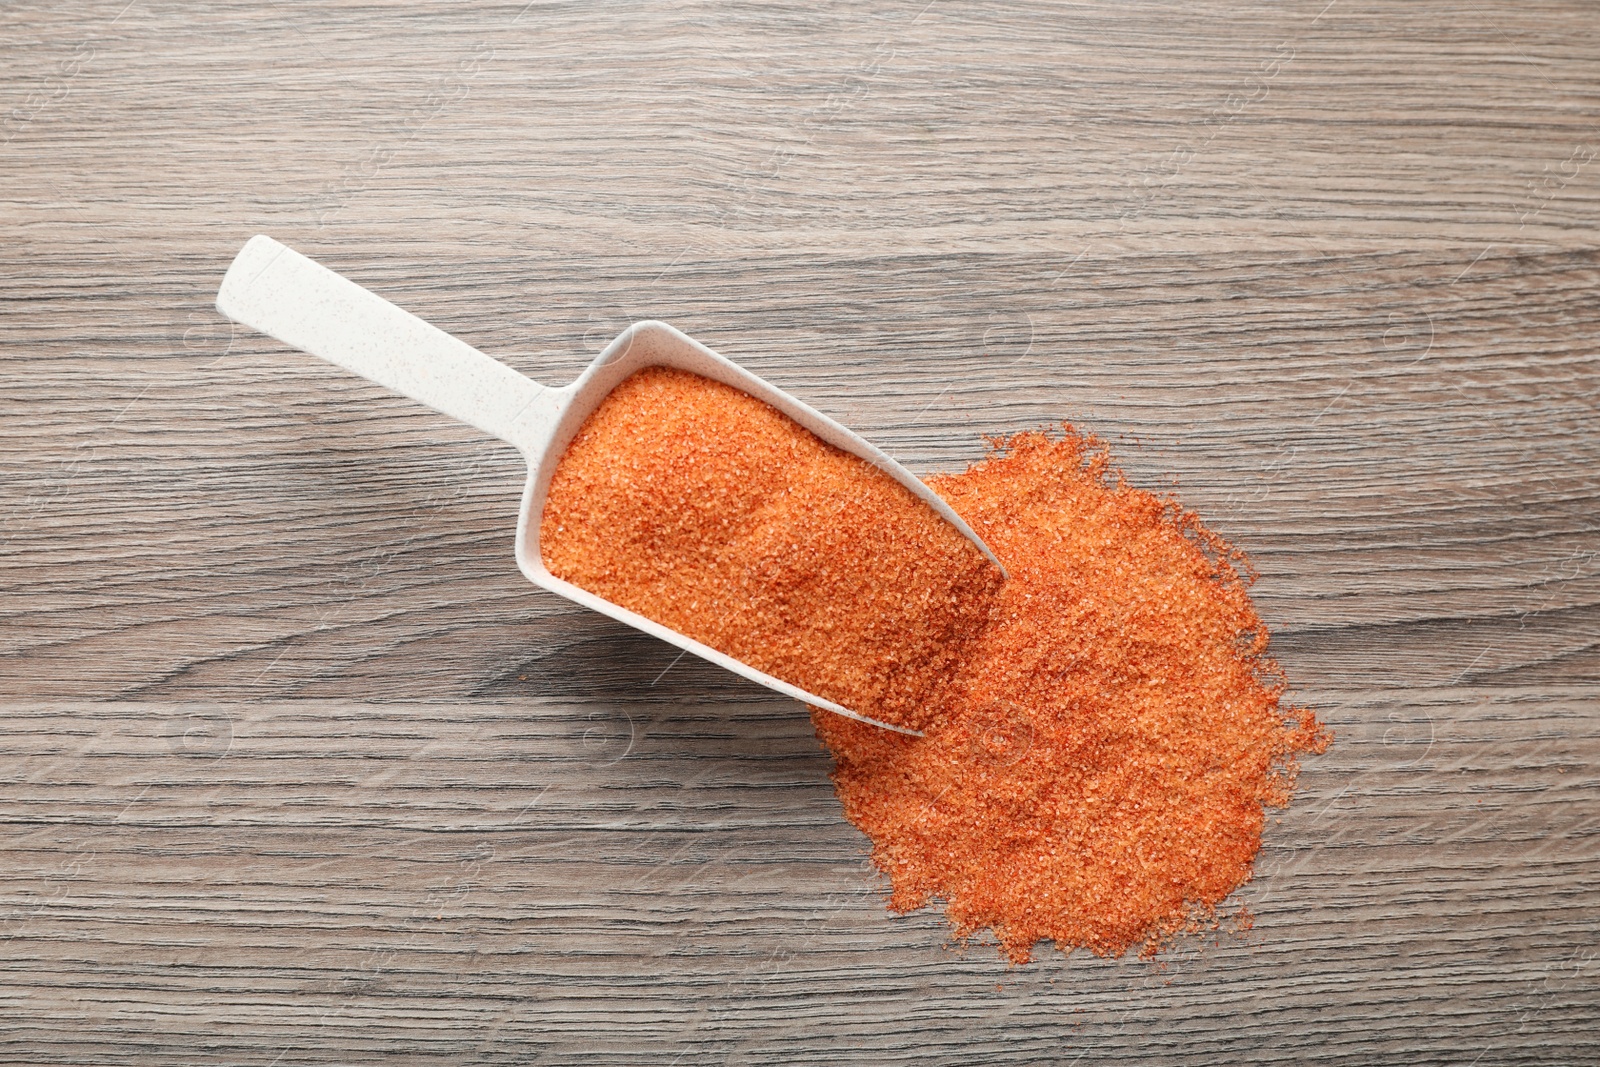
4,1,1597,1062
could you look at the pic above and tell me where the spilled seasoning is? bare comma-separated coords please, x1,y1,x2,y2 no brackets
813,429,1329,961
542,366,1329,963
539,365,1003,734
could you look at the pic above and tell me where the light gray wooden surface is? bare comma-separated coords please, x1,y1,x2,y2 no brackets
3,1,1597,1063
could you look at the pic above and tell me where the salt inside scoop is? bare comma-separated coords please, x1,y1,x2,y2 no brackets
541,366,1003,734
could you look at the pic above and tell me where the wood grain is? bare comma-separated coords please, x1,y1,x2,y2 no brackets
2,0,1597,1062
0,691,1594,1064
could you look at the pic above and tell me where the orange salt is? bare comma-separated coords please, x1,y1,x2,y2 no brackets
812,428,1330,962
542,364,1328,963
539,365,1003,732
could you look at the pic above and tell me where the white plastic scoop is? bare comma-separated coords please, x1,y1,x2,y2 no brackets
216,235,1004,735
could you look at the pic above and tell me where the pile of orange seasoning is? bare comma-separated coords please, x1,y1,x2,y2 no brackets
813,429,1329,961
539,366,1003,733
542,365,1328,962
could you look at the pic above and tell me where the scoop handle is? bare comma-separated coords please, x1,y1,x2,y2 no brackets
216,235,561,452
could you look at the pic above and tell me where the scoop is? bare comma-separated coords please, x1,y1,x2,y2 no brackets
216,235,1004,735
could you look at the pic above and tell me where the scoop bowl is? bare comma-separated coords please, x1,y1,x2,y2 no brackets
216,235,1003,735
